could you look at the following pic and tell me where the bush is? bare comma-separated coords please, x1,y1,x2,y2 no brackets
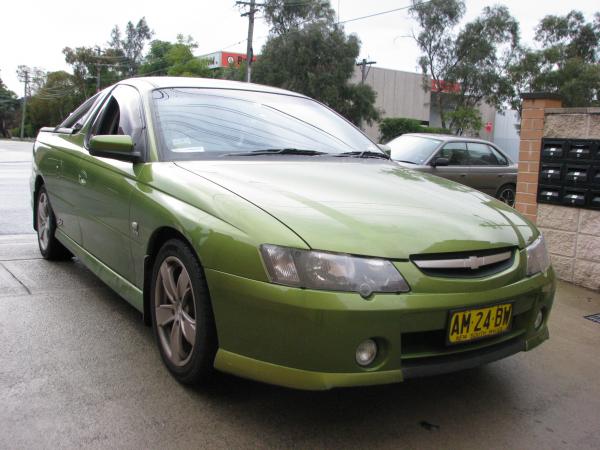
379,117,450,143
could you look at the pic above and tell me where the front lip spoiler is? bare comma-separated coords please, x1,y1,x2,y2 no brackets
401,337,526,379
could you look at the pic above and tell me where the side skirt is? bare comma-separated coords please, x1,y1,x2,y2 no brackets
56,229,144,312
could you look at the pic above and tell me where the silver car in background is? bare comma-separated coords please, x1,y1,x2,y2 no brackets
388,133,518,206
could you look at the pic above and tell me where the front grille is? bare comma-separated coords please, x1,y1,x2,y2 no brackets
411,247,515,278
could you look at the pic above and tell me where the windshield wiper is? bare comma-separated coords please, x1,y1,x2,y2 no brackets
221,148,328,157
334,150,390,160
393,159,416,164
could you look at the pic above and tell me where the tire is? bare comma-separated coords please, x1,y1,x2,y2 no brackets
35,186,72,260
150,238,217,385
496,183,516,207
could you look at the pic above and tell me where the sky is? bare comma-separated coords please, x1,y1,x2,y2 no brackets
1,0,598,95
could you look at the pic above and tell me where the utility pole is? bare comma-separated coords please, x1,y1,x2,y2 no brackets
356,58,376,84
237,0,263,83
95,48,102,92
357,58,377,84
17,67,30,139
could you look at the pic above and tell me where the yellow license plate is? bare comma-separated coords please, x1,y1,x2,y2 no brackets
447,303,513,344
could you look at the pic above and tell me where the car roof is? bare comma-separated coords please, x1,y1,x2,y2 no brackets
117,76,308,98
400,133,498,145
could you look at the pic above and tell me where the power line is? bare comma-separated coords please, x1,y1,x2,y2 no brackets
339,4,422,25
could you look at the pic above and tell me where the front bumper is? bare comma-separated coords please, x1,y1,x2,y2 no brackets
206,267,555,390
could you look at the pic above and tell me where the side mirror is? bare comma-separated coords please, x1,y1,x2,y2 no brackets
88,135,141,163
377,144,391,156
432,157,449,167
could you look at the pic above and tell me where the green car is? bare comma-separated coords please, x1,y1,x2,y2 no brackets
31,78,555,390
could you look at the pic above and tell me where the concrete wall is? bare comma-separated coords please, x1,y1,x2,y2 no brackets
515,97,600,292
351,66,431,141
493,110,520,162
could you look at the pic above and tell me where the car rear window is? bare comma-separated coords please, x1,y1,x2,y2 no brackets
388,135,441,164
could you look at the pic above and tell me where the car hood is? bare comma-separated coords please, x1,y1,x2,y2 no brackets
176,160,536,259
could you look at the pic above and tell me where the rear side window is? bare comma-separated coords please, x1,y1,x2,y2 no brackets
58,94,100,130
490,147,509,165
438,142,468,165
468,143,499,165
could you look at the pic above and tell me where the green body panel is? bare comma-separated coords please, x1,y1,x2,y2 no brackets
30,78,556,390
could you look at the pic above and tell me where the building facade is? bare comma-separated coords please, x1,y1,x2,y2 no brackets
351,66,520,161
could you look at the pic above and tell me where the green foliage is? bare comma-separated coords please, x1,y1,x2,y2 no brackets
27,71,79,131
253,1,379,126
108,17,153,76
379,117,449,142
410,0,519,132
139,36,211,78
262,0,336,35
507,10,600,109
445,106,482,136
0,78,19,138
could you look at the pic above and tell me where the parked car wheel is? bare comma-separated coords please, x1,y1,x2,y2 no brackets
496,183,516,207
150,239,217,385
36,186,72,260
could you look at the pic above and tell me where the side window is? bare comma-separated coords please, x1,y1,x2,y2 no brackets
490,146,509,165
90,85,145,154
468,143,499,165
438,142,468,165
58,94,99,129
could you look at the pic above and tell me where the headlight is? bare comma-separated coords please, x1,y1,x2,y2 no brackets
525,235,551,276
260,245,410,297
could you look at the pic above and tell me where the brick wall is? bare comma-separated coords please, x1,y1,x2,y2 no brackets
514,95,563,223
515,97,600,292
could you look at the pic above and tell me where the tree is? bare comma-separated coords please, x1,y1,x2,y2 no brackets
0,78,19,138
139,35,211,77
109,17,153,76
262,0,336,34
27,71,79,131
507,10,600,109
409,0,520,133
253,0,379,126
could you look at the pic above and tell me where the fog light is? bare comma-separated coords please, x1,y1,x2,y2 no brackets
534,309,544,330
356,339,377,366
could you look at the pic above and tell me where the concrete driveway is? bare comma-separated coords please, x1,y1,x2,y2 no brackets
1,140,599,449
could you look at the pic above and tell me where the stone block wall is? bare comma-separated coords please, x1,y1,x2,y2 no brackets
515,98,600,292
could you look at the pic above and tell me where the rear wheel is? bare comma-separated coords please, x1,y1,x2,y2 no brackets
150,239,217,385
36,186,72,260
496,183,516,207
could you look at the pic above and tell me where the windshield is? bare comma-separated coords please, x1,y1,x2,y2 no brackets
151,88,379,160
388,135,441,164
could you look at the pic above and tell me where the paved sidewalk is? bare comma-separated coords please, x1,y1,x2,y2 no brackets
1,234,599,449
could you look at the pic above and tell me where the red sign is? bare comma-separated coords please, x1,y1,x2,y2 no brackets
485,121,493,133
431,79,461,93
220,52,256,68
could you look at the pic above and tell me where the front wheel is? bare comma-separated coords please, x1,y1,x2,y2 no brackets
150,239,217,385
496,183,516,207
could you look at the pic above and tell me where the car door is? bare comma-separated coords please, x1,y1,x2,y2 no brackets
466,142,507,195
430,141,471,185
77,85,147,282
38,95,102,244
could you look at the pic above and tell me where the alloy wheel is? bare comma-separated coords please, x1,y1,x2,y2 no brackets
498,187,515,207
154,256,197,366
37,192,50,251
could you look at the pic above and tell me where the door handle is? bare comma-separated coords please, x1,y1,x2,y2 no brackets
459,173,467,177
78,170,87,185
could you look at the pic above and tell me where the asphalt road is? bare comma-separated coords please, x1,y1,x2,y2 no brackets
0,140,33,235
1,139,600,449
